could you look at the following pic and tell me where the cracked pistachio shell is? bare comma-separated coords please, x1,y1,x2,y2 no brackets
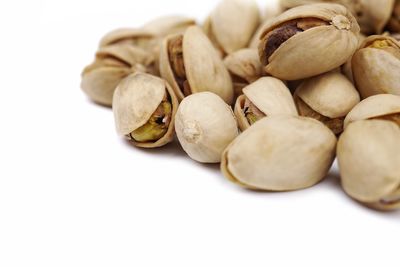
249,20,271,49
142,16,196,37
206,0,261,54
279,0,394,34
159,26,234,104
223,48,263,96
352,35,400,99
234,77,298,131
344,94,400,128
338,120,400,211
258,3,360,81
221,115,337,191
112,72,178,148
175,92,239,163
294,72,360,134
81,44,154,106
99,28,157,50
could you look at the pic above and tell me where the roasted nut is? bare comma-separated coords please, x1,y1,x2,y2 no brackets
113,72,178,148
352,35,400,99
175,92,239,163
338,120,400,211
221,115,337,191
142,16,196,37
99,28,157,52
223,48,264,96
204,0,261,55
81,44,156,106
160,26,234,104
344,94,400,128
258,3,360,81
388,0,400,33
294,72,360,134
341,33,366,84
234,77,298,131
280,0,394,34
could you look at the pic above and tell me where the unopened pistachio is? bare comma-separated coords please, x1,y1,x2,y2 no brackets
204,0,261,55
388,0,400,33
223,49,264,96
234,77,298,131
221,116,337,191
352,35,400,99
175,92,239,163
113,72,178,148
159,26,234,104
344,94,400,128
338,120,400,210
258,3,360,81
294,72,360,134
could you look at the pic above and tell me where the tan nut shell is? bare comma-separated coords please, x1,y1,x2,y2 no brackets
159,26,234,104
142,16,196,37
337,120,400,210
99,28,156,48
295,72,360,118
344,94,400,128
208,0,261,54
259,3,360,81
352,35,400,99
221,115,337,191
234,77,298,131
112,72,178,148
175,92,239,163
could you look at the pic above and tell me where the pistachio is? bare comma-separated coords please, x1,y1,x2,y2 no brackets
388,0,400,33
234,77,298,131
99,28,157,51
175,92,239,163
112,72,178,148
142,16,196,37
204,0,261,55
258,4,360,81
337,120,400,211
341,33,366,84
352,35,400,99
294,72,360,134
160,26,234,104
221,115,337,191
344,94,400,128
391,33,400,41
223,49,264,97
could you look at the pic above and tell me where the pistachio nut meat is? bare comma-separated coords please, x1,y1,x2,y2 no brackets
344,94,400,128
352,35,400,99
175,92,239,163
221,115,337,191
223,48,264,97
204,0,261,55
234,77,298,131
81,44,156,106
159,26,234,104
258,3,360,81
294,72,360,134
388,0,400,33
338,120,400,211
112,72,178,148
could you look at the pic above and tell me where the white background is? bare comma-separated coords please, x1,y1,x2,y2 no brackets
0,0,399,266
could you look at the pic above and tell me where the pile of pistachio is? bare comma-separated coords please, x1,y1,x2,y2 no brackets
81,0,400,211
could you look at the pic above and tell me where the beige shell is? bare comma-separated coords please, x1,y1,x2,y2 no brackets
337,120,400,210
142,16,196,37
352,35,400,99
221,115,337,191
388,0,400,33
159,26,234,104
294,72,360,134
175,92,239,163
279,0,394,34
223,48,264,96
81,44,155,106
249,20,271,49
234,77,298,131
341,33,366,84
258,3,360,81
344,94,400,128
112,72,178,148
206,0,261,54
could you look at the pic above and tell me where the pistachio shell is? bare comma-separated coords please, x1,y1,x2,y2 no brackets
337,120,400,210
259,3,360,80
352,35,400,99
388,0,400,33
99,28,156,48
208,0,261,54
344,94,400,128
142,16,196,36
112,73,178,148
175,92,239,163
234,95,250,131
221,115,337,191
249,20,270,49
